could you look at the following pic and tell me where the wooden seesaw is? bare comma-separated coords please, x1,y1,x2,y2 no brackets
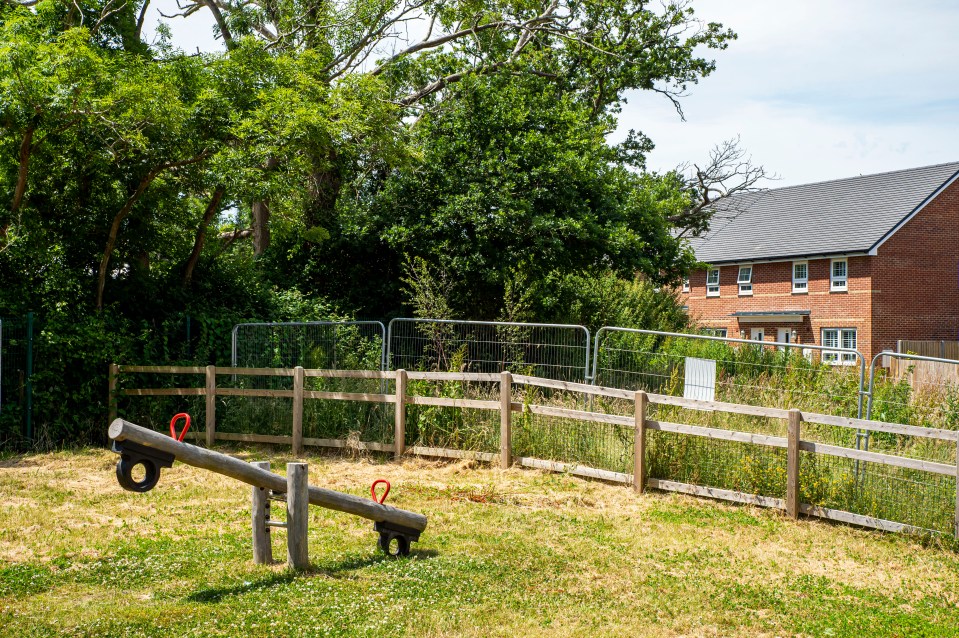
108,418,428,568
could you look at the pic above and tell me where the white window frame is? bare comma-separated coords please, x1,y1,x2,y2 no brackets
792,261,808,294
737,265,753,296
682,276,690,293
702,328,727,338
706,268,720,297
830,259,848,292
822,328,857,365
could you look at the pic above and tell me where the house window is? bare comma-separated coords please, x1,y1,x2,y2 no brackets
792,261,808,293
706,268,720,297
822,328,857,364
702,328,727,338
830,259,848,292
737,266,753,295
682,277,690,293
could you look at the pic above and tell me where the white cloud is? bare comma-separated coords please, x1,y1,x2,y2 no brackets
616,0,959,185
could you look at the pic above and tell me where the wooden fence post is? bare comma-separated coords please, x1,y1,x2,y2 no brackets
108,364,119,423
292,366,305,457
634,391,648,494
205,365,216,447
395,370,407,460
286,462,309,570
500,371,512,470
251,461,273,565
787,409,802,520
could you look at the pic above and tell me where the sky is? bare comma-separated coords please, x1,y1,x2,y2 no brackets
144,0,959,187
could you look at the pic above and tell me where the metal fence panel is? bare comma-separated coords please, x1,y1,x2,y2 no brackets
231,321,386,371
0,315,31,443
592,327,866,425
866,351,959,431
386,319,590,382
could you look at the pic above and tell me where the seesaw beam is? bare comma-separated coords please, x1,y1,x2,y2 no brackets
108,418,428,533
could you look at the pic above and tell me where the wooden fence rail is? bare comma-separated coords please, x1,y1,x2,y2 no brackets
109,364,959,537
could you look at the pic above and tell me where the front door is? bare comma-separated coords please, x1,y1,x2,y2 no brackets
750,328,764,341
777,328,791,349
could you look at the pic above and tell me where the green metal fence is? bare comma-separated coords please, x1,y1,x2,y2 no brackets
0,314,33,445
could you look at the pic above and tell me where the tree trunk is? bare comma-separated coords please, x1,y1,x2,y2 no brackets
252,200,270,256
12,125,35,213
96,152,209,310
97,173,157,310
183,185,225,285
202,0,235,49
305,151,342,230
251,157,280,255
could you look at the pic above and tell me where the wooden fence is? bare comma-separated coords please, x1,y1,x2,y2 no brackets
897,340,959,361
887,356,959,389
109,364,959,537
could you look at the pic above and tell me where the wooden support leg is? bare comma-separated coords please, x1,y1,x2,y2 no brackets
251,461,272,565
286,462,309,570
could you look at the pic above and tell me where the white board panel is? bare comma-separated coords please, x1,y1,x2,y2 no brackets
683,357,716,402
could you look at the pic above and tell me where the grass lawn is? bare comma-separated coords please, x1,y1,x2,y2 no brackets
1,448,958,637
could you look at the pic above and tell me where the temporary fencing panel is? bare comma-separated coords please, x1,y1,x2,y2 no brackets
231,321,387,370
386,319,591,382
0,314,33,443
591,327,867,422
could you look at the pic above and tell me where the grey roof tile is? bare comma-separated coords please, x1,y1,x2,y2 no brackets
686,161,959,264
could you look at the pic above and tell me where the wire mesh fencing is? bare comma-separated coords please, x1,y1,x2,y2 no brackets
512,381,635,473
403,375,500,453
387,319,591,382
0,316,31,443
800,451,957,534
866,352,959,432
231,321,386,370
592,328,866,436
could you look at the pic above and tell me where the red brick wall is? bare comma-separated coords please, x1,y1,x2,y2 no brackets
871,177,959,357
681,256,873,359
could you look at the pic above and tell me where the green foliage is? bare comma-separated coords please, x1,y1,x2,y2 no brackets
535,270,689,332
341,74,697,318
0,1,737,446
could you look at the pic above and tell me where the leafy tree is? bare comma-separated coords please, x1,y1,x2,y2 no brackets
317,72,698,317
161,0,735,253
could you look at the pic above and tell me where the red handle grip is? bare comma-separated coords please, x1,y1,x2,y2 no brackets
370,479,391,504
169,413,191,442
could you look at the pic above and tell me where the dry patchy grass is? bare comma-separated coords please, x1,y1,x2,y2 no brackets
1,447,958,637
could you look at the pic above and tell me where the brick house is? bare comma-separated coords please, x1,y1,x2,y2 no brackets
680,162,959,363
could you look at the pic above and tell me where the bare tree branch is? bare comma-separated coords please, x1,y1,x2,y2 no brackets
136,0,152,40
90,0,128,37
672,138,775,238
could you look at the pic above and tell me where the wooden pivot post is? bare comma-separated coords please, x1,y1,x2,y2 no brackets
292,366,305,457
108,364,119,423
286,462,309,570
500,371,512,470
251,461,273,564
787,409,802,520
395,370,407,460
634,391,648,494
205,365,216,447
